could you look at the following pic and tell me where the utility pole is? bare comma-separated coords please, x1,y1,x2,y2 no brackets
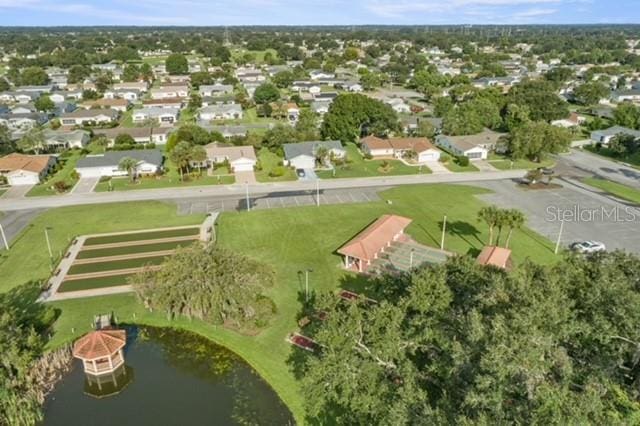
554,220,564,254
440,215,447,250
44,227,53,266
245,183,250,212
0,223,8,250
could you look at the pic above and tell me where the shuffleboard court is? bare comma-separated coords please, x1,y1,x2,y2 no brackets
67,255,169,275
76,240,195,259
58,274,132,293
83,227,199,246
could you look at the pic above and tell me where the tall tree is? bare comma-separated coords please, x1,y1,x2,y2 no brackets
118,157,139,182
17,128,44,154
165,53,188,75
169,141,193,181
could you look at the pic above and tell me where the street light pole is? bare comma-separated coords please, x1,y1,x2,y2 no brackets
301,268,313,302
245,183,250,212
44,227,53,263
440,215,447,250
409,248,415,269
554,220,564,254
0,224,8,250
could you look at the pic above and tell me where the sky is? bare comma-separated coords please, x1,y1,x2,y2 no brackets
0,0,638,26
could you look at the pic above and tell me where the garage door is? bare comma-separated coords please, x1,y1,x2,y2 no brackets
234,163,254,172
419,152,439,162
8,173,38,186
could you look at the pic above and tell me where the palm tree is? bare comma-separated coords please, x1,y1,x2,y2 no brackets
118,157,139,182
494,208,511,246
190,145,207,176
477,205,500,246
169,141,193,181
315,146,329,167
504,209,526,249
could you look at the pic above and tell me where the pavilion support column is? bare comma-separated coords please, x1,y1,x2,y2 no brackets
108,355,114,372
92,359,97,374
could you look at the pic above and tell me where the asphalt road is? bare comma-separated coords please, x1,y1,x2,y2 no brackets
0,169,525,212
557,149,640,189
0,209,43,246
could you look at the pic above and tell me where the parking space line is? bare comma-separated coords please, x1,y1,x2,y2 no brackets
265,198,271,209
336,194,344,203
349,192,357,202
294,197,300,206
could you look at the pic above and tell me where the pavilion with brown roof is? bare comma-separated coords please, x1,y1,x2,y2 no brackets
476,246,513,270
72,329,127,376
337,215,412,272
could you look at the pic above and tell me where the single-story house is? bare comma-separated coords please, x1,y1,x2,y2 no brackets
590,126,640,145
551,112,587,128
132,107,179,125
10,104,36,114
199,104,243,121
75,149,163,178
113,82,148,92
292,81,321,93
283,140,345,170
0,153,56,185
311,101,331,115
310,70,335,80
103,88,141,101
150,86,189,99
142,98,184,109
337,214,412,273
80,98,129,112
15,85,54,94
435,129,505,160
166,75,190,84
385,98,411,114
96,127,173,145
0,112,48,131
43,129,90,149
199,84,233,97
60,109,119,126
476,246,513,270
204,144,257,172
361,136,442,162
611,89,640,104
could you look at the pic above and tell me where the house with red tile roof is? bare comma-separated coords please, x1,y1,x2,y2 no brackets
0,153,56,185
337,215,412,272
360,136,441,162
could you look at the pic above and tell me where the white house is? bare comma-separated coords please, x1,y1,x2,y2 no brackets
0,153,56,186
43,129,90,149
75,150,163,178
204,144,257,172
361,136,442,163
590,126,640,145
551,112,587,128
104,88,141,101
198,104,243,121
199,84,233,97
150,86,189,99
435,130,506,161
132,107,179,125
385,98,411,114
283,140,345,170
60,109,119,126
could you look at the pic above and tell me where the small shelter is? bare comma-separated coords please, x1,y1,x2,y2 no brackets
337,215,412,273
476,246,513,270
72,329,127,376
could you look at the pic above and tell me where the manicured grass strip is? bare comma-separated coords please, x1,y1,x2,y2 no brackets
583,177,640,204
76,240,194,259
58,274,132,293
84,227,199,246
67,255,169,275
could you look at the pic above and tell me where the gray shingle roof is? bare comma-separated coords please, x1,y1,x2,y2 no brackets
76,149,163,168
283,141,343,159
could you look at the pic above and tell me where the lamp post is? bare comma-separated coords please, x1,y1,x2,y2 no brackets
554,220,564,254
299,268,313,302
409,248,415,269
44,227,53,267
0,223,8,251
245,182,250,212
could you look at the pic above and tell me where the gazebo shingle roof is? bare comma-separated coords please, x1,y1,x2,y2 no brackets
72,329,126,360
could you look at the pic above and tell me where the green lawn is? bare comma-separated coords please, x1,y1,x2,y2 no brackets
76,240,195,259
582,178,640,204
255,148,297,182
58,274,133,293
119,109,134,127
231,48,279,64
178,108,196,125
317,143,431,179
1,186,558,425
26,150,83,197
443,160,479,172
488,153,555,171
85,227,198,245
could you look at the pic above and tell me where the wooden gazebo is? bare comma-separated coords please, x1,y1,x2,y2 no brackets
72,329,126,376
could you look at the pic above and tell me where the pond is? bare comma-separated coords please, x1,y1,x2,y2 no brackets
43,326,294,426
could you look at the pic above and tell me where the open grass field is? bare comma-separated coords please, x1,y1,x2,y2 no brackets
84,227,199,245
26,150,83,197
1,185,558,424
255,148,298,182
58,274,132,293
488,153,555,171
582,177,640,204
317,143,431,179
76,239,195,259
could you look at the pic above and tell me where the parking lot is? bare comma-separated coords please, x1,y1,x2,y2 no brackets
475,179,640,254
175,188,382,215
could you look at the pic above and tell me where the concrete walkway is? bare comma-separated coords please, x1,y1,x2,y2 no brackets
38,235,86,302
46,284,134,301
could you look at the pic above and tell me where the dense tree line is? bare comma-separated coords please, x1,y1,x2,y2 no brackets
297,252,640,424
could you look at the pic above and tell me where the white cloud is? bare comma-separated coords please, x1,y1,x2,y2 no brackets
367,0,562,18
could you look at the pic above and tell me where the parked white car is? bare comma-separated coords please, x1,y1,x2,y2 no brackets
570,241,606,254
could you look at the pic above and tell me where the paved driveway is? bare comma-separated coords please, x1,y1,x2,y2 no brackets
2,184,34,199
475,160,499,172
71,177,100,194
474,179,640,254
234,170,256,184
424,161,450,174
558,149,640,189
